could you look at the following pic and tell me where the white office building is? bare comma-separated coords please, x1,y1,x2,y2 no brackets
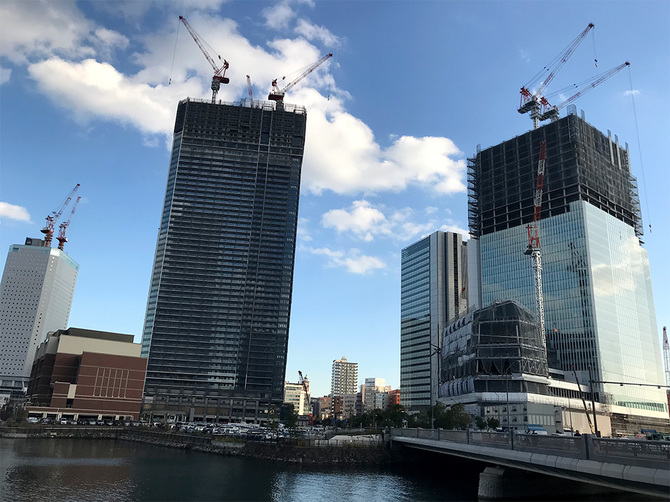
0,237,78,393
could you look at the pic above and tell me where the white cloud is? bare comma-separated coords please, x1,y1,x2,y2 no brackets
293,88,466,195
0,67,11,85
294,19,340,47
261,0,314,31
94,28,129,50
0,202,31,222
624,89,640,96
27,58,188,136
0,1,96,64
12,4,466,196
297,217,312,242
321,200,468,243
322,200,390,241
308,247,386,275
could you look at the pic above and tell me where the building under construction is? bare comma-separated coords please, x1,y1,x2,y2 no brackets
141,98,306,424
465,111,667,434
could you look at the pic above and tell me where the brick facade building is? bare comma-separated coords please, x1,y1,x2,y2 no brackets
27,328,146,421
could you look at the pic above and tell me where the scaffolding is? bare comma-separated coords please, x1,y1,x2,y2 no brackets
468,114,643,240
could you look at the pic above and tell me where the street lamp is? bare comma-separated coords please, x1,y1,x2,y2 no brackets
430,338,442,429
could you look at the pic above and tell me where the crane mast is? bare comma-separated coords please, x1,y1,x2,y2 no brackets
41,183,80,247
524,141,547,351
179,16,230,103
268,53,333,103
246,75,253,107
56,196,81,251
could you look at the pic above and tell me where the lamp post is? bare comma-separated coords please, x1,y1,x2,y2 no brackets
430,335,442,430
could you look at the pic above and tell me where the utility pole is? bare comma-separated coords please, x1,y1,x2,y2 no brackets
587,365,600,437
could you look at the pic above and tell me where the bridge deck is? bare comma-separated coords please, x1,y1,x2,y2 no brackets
390,428,669,499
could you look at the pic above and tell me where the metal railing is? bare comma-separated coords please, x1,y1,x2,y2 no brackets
389,428,670,469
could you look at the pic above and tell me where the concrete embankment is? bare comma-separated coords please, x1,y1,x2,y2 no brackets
119,430,398,465
1,427,398,464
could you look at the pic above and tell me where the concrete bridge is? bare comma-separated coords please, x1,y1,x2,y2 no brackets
389,427,669,500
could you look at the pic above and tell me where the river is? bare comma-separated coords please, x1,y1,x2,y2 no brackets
0,438,479,501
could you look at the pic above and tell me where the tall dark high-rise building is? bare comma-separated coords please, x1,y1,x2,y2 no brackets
467,111,667,431
141,98,306,423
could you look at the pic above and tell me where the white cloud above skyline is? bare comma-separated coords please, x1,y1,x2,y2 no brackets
0,202,31,222
321,200,468,244
307,247,386,275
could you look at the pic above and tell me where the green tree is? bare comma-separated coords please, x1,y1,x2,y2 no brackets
487,417,500,429
475,416,487,430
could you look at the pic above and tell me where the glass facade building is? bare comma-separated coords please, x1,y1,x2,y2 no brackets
468,113,667,424
400,231,467,409
141,98,306,423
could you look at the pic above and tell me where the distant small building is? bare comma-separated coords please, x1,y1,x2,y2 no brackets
284,380,310,416
388,389,401,407
363,377,391,412
316,396,332,420
27,327,146,421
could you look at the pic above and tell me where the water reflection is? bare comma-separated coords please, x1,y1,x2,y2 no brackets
0,438,472,501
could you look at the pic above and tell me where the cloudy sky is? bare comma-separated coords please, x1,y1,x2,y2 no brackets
1,0,668,397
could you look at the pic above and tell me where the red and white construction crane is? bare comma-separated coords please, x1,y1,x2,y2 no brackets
519,23,594,129
179,16,230,103
524,141,547,351
268,53,333,103
41,183,80,247
539,61,630,122
56,196,81,251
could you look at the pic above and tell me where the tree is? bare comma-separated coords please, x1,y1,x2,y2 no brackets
487,417,500,430
475,416,488,430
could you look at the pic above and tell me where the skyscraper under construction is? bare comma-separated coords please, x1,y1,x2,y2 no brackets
467,111,667,431
141,98,306,423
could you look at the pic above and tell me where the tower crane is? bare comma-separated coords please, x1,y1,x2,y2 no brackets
179,16,230,103
41,183,80,247
56,196,81,251
519,23,594,129
268,53,333,103
246,75,253,106
539,61,630,122
524,141,547,352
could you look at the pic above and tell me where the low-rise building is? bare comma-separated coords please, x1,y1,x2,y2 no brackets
26,327,146,421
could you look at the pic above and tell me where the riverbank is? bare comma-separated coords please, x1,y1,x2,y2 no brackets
0,426,399,465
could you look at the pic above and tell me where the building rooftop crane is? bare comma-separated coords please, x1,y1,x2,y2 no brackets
519,23,594,129
41,183,80,247
539,61,630,122
56,196,81,251
524,141,547,352
246,75,253,107
268,53,333,103
179,15,230,103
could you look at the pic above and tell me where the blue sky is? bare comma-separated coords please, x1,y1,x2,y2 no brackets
1,0,668,398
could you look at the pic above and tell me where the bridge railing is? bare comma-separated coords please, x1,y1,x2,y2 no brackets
591,437,670,467
390,428,670,468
